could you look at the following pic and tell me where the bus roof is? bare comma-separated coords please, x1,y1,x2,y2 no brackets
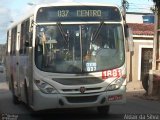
34,2,120,13
35,2,119,8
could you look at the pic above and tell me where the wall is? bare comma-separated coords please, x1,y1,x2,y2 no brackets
129,38,153,82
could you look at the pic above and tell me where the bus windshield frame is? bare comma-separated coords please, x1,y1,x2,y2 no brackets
34,5,124,74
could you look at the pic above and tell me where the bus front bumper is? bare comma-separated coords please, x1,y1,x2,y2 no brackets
31,85,126,111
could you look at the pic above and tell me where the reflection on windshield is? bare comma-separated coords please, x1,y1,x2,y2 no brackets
35,24,124,73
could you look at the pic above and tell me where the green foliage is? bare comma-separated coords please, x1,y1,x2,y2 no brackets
153,0,160,7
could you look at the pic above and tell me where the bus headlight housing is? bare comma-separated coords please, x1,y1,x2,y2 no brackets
34,80,58,94
106,77,126,91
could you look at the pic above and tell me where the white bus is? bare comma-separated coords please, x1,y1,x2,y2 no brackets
6,3,129,114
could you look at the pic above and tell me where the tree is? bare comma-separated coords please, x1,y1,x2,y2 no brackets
153,0,160,7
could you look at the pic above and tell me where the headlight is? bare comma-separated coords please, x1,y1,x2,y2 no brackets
106,77,125,91
34,80,58,94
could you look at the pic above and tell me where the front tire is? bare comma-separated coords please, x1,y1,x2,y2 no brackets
97,105,110,115
142,74,149,94
12,95,20,104
24,80,29,105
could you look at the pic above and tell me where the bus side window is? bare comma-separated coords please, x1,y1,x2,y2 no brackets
20,19,30,54
6,31,9,55
11,27,17,56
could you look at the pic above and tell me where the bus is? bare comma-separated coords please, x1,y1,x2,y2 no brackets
6,3,129,114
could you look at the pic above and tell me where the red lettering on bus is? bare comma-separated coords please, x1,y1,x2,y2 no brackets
102,69,122,80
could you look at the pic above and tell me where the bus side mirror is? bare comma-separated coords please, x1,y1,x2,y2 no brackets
25,41,30,47
25,32,33,47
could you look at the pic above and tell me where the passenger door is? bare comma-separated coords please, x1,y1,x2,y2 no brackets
16,24,21,98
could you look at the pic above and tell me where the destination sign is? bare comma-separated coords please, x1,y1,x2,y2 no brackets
57,10,102,17
36,6,121,22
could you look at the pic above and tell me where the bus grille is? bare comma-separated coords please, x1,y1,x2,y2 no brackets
53,77,103,85
62,87,102,93
66,95,98,103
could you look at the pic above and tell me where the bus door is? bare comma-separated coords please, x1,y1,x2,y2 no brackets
15,24,21,98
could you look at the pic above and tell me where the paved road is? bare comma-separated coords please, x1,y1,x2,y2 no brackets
1,70,160,120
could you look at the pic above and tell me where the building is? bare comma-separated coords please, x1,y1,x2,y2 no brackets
126,12,154,24
126,12,154,90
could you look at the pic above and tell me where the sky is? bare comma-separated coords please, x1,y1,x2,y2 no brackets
0,0,154,44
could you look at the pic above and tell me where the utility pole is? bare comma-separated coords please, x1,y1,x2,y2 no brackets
122,0,126,22
122,0,129,22
122,0,133,82
148,0,160,95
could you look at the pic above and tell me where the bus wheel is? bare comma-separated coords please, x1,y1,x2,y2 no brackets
24,80,29,106
13,95,20,104
11,76,20,104
142,74,149,94
97,105,110,115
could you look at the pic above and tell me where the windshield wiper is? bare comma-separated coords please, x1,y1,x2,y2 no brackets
57,22,68,45
92,21,104,43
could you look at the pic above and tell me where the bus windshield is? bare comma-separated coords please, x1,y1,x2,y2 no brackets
35,23,124,73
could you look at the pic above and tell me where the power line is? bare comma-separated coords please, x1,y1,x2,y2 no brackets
129,4,153,8
129,3,154,6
